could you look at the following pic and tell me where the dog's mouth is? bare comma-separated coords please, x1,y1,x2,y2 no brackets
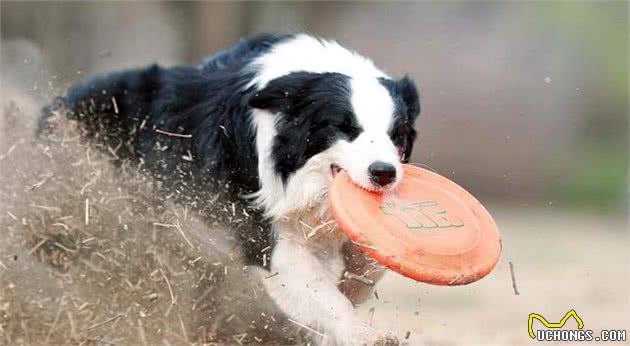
329,163,378,191
330,163,398,193
330,164,343,177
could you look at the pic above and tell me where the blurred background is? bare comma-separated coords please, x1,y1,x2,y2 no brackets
1,1,628,345
2,1,627,209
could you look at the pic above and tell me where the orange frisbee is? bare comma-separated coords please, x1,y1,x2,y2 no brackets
330,164,501,286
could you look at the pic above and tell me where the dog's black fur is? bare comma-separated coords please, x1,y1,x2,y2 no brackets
39,33,420,275
39,34,292,268
250,71,361,183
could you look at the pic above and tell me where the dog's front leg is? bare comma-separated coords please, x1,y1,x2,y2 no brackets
261,225,397,346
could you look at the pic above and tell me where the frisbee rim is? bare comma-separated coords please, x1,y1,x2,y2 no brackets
330,164,502,286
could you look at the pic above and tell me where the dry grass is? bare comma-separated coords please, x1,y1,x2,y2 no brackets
0,92,305,345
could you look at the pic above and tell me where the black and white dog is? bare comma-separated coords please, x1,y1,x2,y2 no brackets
41,33,420,345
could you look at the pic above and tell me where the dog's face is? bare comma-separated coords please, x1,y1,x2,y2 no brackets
250,72,419,219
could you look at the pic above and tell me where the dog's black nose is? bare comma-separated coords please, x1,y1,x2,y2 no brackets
368,161,396,186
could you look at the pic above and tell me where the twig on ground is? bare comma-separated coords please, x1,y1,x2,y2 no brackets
137,318,148,346
174,223,194,249
153,222,194,248
45,296,65,344
84,314,123,331
0,143,17,161
509,261,520,295
233,333,247,345
84,198,89,225
177,313,189,343
7,211,18,221
66,311,78,341
53,242,78,253
30,204,62,212
80,177,96,195
29,238,48,255
161,269,176,305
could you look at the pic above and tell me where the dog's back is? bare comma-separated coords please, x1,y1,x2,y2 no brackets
38,34,290,268
39,34,289,195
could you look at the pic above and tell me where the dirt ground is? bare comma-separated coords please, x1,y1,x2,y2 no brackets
1,87,628,346
363,207,629,345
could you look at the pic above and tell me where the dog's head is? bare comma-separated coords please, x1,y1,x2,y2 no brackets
248,37,420,220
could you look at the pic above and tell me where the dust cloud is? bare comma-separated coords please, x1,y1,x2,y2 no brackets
0,86,304,345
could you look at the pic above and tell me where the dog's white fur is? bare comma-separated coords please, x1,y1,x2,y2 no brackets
250,34,402,219
249,35,403,345
248,34,386,89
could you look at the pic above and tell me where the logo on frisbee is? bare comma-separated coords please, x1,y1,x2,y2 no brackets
380,200,464,230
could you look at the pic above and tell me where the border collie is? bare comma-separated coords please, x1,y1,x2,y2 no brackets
40,33,420,345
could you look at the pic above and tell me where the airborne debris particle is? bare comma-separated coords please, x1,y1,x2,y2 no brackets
509,261,520,295
287,318,325,338
111,97,119,114
84,198,89,225
154,128,192,138
219,125,229,137
84,314,124,331
343,271,374,286
265,272,279,279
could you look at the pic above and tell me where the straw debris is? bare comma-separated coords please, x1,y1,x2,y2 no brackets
0,95,307,345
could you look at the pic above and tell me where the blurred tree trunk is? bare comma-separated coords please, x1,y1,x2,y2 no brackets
188,2,314,61
1,2,190,82
189,2,245,62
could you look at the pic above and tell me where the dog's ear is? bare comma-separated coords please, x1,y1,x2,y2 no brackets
397,75,420,121
248,85,294,113
249,72,323,113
